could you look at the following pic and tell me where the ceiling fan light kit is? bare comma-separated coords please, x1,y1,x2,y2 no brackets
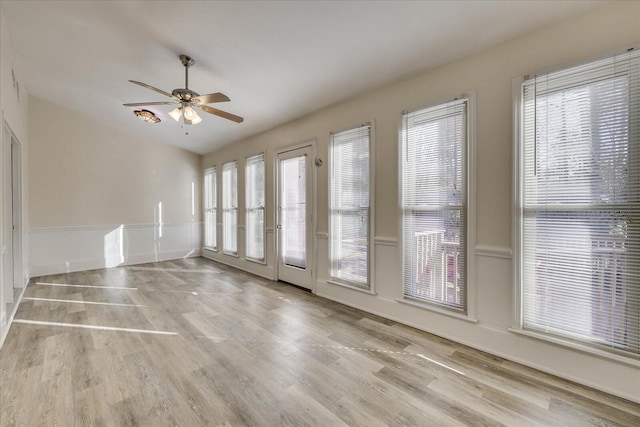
133,109,160,123
124,54,244,126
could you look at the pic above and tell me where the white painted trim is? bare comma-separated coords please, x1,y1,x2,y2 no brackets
465,91,478,320
512,75,525,331
245,151,267,266
0,283,27,348
325,279,377,296
398,92,478,318
274,140,317,292
509,327,640,369
396,298,479,323
327,119,377,294
30,222,202,232
374,236,398,247
474,245,513,259
202,251,273,281
244,257,267,266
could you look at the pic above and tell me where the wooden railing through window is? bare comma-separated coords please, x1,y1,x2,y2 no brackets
415,230,461,305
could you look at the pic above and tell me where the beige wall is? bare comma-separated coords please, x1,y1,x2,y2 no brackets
29,96,201,227
202,1,640,401
27,96,202,276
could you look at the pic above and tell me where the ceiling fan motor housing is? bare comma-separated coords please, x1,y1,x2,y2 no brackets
172,88,200,102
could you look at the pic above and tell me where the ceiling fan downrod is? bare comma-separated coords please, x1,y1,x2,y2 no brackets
180,54,194,90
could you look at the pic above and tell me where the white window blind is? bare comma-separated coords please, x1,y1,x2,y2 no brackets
222,161,238,254
246,153,265,261
401,98,467,311
519,49,639,356
204,166,217,250
330,124,370,287
280,155,307,268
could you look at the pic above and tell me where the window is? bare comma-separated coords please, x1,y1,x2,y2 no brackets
204,166,217,250
222,161,238,255
329,124,371,288
401,98,469,312
517,50,639,356
246,153,265,261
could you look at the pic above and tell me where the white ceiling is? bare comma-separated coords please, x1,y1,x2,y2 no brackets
2,0,602,154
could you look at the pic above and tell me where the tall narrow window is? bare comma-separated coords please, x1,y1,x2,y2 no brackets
330,124,371,288
222,161,238,255
518,50,639,356
204,166,217,250
246,153,265,261
401,98,468,312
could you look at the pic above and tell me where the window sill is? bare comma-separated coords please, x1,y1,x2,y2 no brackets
396,298,478,323
244,257,267,266
203,247,217,253
327,279,376,295
222,251,239,258
508,328,640,368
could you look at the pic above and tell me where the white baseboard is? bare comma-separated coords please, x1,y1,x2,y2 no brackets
202,251,275,281
0,285,27,348
314,290,639,403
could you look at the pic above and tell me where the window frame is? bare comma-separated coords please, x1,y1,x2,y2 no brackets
203,165,217,251
512,49,640,361
245,152,266,263
328,122,375,292
398,93,476,320
222,160,238,256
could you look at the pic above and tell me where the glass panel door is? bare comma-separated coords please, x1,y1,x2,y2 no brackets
277,145,313,289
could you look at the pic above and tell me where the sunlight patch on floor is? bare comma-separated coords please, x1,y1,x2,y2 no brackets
13,319,177,335
23,297,147,308
35,282,138,290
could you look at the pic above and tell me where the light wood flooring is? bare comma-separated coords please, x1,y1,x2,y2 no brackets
1,257,639,426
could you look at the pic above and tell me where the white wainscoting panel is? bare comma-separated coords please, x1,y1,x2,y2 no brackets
29,222,202,277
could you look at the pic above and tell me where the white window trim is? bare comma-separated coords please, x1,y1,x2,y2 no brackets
397,92,477,321
511,49,640,363
327,121,376,292
245,152,266,263
222,160,238,256
512,76,525,332
203,165,218,252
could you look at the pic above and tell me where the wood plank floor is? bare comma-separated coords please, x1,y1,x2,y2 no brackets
1,257,638,426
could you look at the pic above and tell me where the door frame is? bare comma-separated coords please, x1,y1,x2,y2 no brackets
274,139,317,292
1,119,24,345
10,132,22,294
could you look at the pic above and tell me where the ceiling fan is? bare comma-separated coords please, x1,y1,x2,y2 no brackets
124,54,243,125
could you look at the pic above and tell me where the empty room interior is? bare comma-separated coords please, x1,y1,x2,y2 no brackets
1,1,639,425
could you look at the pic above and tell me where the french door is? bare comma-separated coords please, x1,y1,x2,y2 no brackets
276,145,313,289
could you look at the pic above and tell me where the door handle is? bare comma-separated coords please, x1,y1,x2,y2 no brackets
277,224,282,229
